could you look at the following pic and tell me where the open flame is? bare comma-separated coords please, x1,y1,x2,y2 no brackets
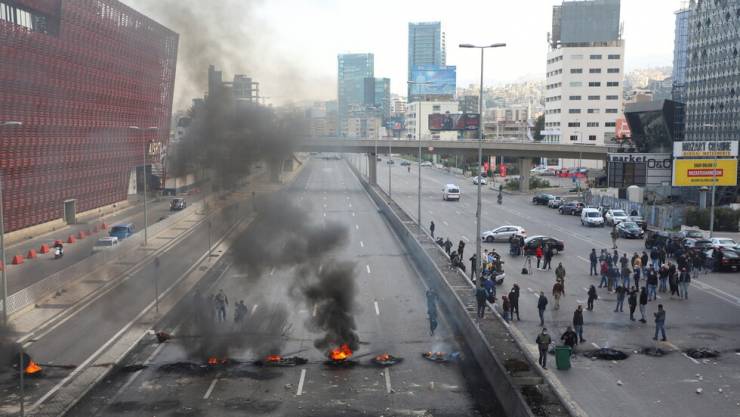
25,360,42,375
328,344,353,361
375,353,391,362
207,357,227,366
265,354,283,362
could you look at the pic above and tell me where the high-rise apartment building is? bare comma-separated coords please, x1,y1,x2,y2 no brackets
407,22,445,100
671,6,691,102
337,53,374,137
544,0,624,160
684,0,740,204
364,77,391,123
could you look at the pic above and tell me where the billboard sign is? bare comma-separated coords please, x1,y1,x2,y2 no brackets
428,113,480,131
607,153,672,188
672,159,738,187
410,65,456,96
673,141,738,158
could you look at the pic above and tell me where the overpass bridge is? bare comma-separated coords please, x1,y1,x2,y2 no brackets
298,138,612,191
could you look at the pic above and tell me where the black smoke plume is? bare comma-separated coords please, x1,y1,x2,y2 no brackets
0,323,17,369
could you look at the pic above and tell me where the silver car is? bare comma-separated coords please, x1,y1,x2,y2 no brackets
481,225,527,243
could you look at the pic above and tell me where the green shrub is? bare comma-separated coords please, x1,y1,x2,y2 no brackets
685,207,740,232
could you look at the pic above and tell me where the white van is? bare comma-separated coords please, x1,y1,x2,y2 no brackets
443,184,461,201
581,208,605,227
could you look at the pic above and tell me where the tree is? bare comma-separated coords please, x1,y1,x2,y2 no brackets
533,114,545,141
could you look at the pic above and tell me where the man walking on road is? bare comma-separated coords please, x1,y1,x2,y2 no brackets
678,267,690,299
587,285,598,311
610,225,619,249
458,240,466,259
537,291,548,326
444,238,453,256
628,287,638,321
589,249,598,276
475,281,488,319
543,244,553,270
469,254,478,281
646,266,658,301
535,244,544,269
555,262,566,292
214,289,229,323
536,328,552,369
552,280,564,310
639,287,648,323
614,285,626,312
573,305,585,343
653,304,667,341
429,221,435,238
509,284,521,321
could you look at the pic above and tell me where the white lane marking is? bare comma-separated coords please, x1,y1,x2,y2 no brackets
462,236,470,242
349,203,352,208
442,221,449,226
682,353,700,365
360,241,365,248
318,264,323,273
576,299,584,304
270,267,275,276
374,301,380,315
532,294,539,299
577,256,589,263
527,288,534,292
323,212,326,217
355,224,359,230
366,265,372,274
251,304,259,314
591,342,600,349
297,369,307,396
313,304,318,317
203,374,221,399
384,368,392,394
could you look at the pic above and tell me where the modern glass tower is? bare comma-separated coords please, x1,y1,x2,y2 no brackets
671,7,691,103
407,22,445,100
337,53,374,136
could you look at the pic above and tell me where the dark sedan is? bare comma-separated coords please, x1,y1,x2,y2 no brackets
629,215,647,230
523,235,565,255
705,248,740,272
559,201,584,215
616,221,644,239
532,193,555,205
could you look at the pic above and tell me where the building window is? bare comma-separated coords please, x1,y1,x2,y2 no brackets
589,68,602,73
570,54,583,60
570,135,579,141
605,122,616,127
607,68,620,73
588,95,600,100
569,95,581,100
608,54,621,59
590,54,602,59
433,105,441,111
569,81,583,87
588,82,601,87
606,95,619,100
605,108,618,113
570,68,583,74
587,109,601,114
588,135,597,141
607,81,619,87
587,122,600,127
569,109,581,114
568,122,581,127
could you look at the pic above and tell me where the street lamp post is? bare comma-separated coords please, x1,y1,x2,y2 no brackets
0,121,22,326
408,81,433,227
459,42,506,275
128,126,158,247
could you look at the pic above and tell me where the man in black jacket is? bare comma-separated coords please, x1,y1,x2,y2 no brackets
628,287,638,321
589,248,598,276
572,305,585,343
475,281,488,319
509,284,521,320
561,326,578,352
536,328,552,369
537,291,548,326
639,287,648,323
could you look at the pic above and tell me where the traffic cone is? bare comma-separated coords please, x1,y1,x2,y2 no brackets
77,231,86,239
67,235,76,244
11,255,24,265
39,244,50,254
26,249,37,259
54,239,63,246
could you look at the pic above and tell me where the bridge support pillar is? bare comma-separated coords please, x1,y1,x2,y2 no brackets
518,158,532,193
368,153,377,185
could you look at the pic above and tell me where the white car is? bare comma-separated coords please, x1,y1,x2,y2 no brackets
420,161,433,167
605,209,629,226
710,237,738,250
482,226,527,243
530,166,549,175
472,176,487,185
442,184,460,201
581,208,605,227
92,236,119,253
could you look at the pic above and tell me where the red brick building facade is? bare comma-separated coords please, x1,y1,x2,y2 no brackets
0,0,177,232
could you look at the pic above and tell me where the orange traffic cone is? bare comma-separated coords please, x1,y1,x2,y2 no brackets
11,255,24,265
67,235,76,244
77,231,86,239
26,249,37,259
39,244,50,254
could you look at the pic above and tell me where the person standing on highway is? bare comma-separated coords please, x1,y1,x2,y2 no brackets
509,284,521,321
444,238,453,256
561,326,578,353
614,285,626,312
214,289,229,323
587,285,598,311
543,244,553,270
638,287,648,322
646,266,658,301
458,240,466,259
633,266,641,290
678,267,690,300
632,252,642,274
572,305,585,343
653,304,667,341
535,244,544,269
658,264,669,293
589,249,598,276
469,253,478,281
599,260,609,288
475,281,488,319
536,328,552,369
610,225,619,249
621,265,631,289
501,295,511,322
668,266,679,298
641,251,649,275
429,221,435,238
628,287,638,321
659,246,667,265
555,262,566,292
552,280,564,310
537,291,548,326
650,247,660,269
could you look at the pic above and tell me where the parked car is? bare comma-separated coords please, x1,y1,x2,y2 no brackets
109,223,135,240
170,197,186,211
481,225,527,243
523,236,565,255
400,160,411,166
472,176,487,185
386,159,395,165
679,229,705,240
645,230,681,250
540,168,556,176
683,238,713,253
92,236,119,253
709,237,739,250
547,197,564,208
604,209,630,226
581,208,605,227
629,215,647,230
532,193,555,205
705,248,740,272
442,184,461,201
616,221,645,239
559,201,584,215
530,166,549,175
420,161,433,167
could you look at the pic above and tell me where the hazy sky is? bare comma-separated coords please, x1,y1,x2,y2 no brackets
255,0,681,99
